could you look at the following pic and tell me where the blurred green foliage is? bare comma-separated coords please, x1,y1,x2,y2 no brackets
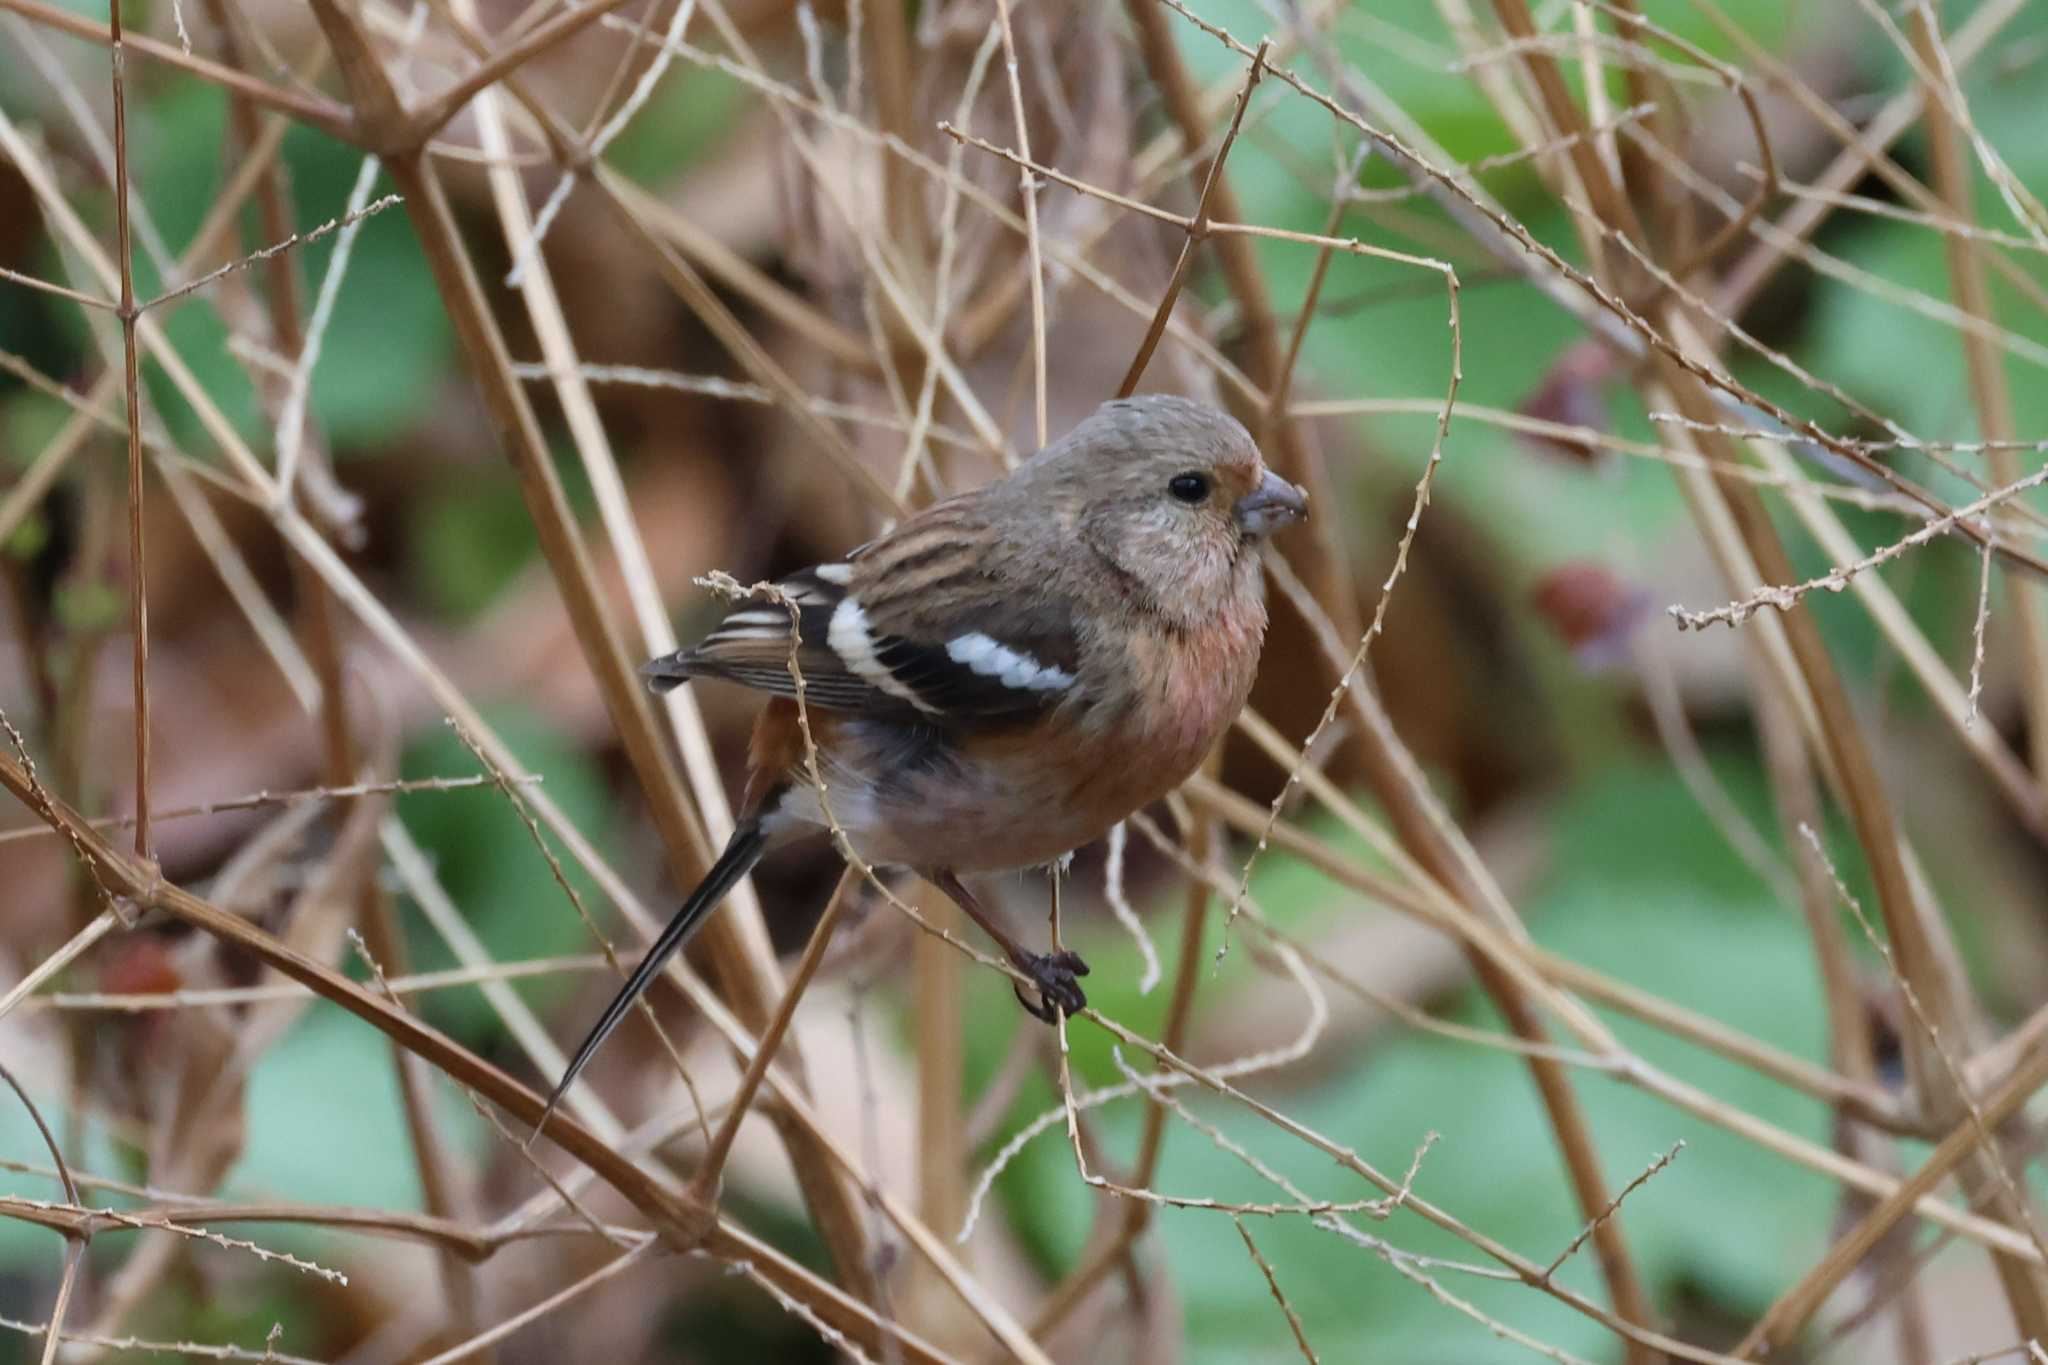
394,707,620,1045
983,756,1844,1363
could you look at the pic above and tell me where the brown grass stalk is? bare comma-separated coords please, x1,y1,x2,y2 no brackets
0,8,1044,1347
0,100,296,545
1,1062,86,1365
1710,0,2030,319
1182,776,2030,1258
204,3,485,1338
1027,791,1220,1338
1125,0,1363,655
598,173,904,513
1139,147,1662,1338
1071,1002,1732,1364
1737,1030,2048,1355
1737,431,2048,841
1111,35,1267,399
0,742,971,1360
1663,207,2048,1355
1479,1,2048,1321
604,178,877,372
1179,6,2048,584
1909,0,2048,784
993,0,1047,447
1487,0,1643,252
403,0,638,146
1235,1216,1320,1363
0,0,356,141
684,868,861,1208
302,0,878,1294
909,882,970,1347
0,1191,631,1261
1232,24,2044,1341
106,0,151,864
0,911,117,1020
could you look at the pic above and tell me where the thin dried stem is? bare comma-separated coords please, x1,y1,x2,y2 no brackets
686,867,860,1205
32,954,606,1012
1183,782,2044,1253
1235,1217,1321,1363
1,1062,86,1365
1539,1144,1684,1283
0,263,116,312
0,0,356,140
1027,777,1222,1338
991,0,1045,446
413,1240,657,1365
1736,984,2048,1350
314,0,889,1294
1671,463,2048,631
140,194,401,312
1100,822,1162,994
1971,534,1997,728
36,1244,83,1365
106,0,151,862
0,910,117,1018
0,742,974,1361
1909,0,2048,781
1112,34,1267,399
0,774,530,847
403,0,638,144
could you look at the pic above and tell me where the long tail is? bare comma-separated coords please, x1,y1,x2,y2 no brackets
639,650,697,693
531,818,768,1143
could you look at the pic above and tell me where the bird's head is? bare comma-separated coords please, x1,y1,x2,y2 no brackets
1015,395,1306,626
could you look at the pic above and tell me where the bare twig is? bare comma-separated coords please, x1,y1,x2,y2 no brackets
1540,1144,1684,1283
1235,1217,1321,1363
0,773,534,847
1971,533,1997,728
1671,463,2048,631
1909,0,2048,779
1112,35,1267,399
992,0,1046,445
1101,822,1162,994
141,194,402,311
0,910,118,1018
685,867,860,1205
106,0,151,862
0,0,356,139
2,1060,84,1365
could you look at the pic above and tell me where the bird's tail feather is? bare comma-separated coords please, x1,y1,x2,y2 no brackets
639,650,698,693
531,819,768,1144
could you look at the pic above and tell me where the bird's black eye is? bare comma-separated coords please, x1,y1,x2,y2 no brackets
1168,472,1211,505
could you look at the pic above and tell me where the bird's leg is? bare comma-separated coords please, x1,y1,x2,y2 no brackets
928,868,1089,1023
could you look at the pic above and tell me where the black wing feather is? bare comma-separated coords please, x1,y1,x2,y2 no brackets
644,511,1082,727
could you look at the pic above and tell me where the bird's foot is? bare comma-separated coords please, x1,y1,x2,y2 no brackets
1011,949,1090,1023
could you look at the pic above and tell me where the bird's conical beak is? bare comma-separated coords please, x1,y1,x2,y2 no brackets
1234,470,1309,535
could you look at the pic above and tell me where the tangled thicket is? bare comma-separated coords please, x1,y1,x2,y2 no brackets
4,0,2048,1362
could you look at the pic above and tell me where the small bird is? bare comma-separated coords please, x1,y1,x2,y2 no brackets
542,395,1304,1120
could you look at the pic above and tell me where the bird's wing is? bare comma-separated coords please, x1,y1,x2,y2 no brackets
644,503,1081,726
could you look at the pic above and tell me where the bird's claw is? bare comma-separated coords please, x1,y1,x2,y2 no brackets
1011,949,1090,1023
